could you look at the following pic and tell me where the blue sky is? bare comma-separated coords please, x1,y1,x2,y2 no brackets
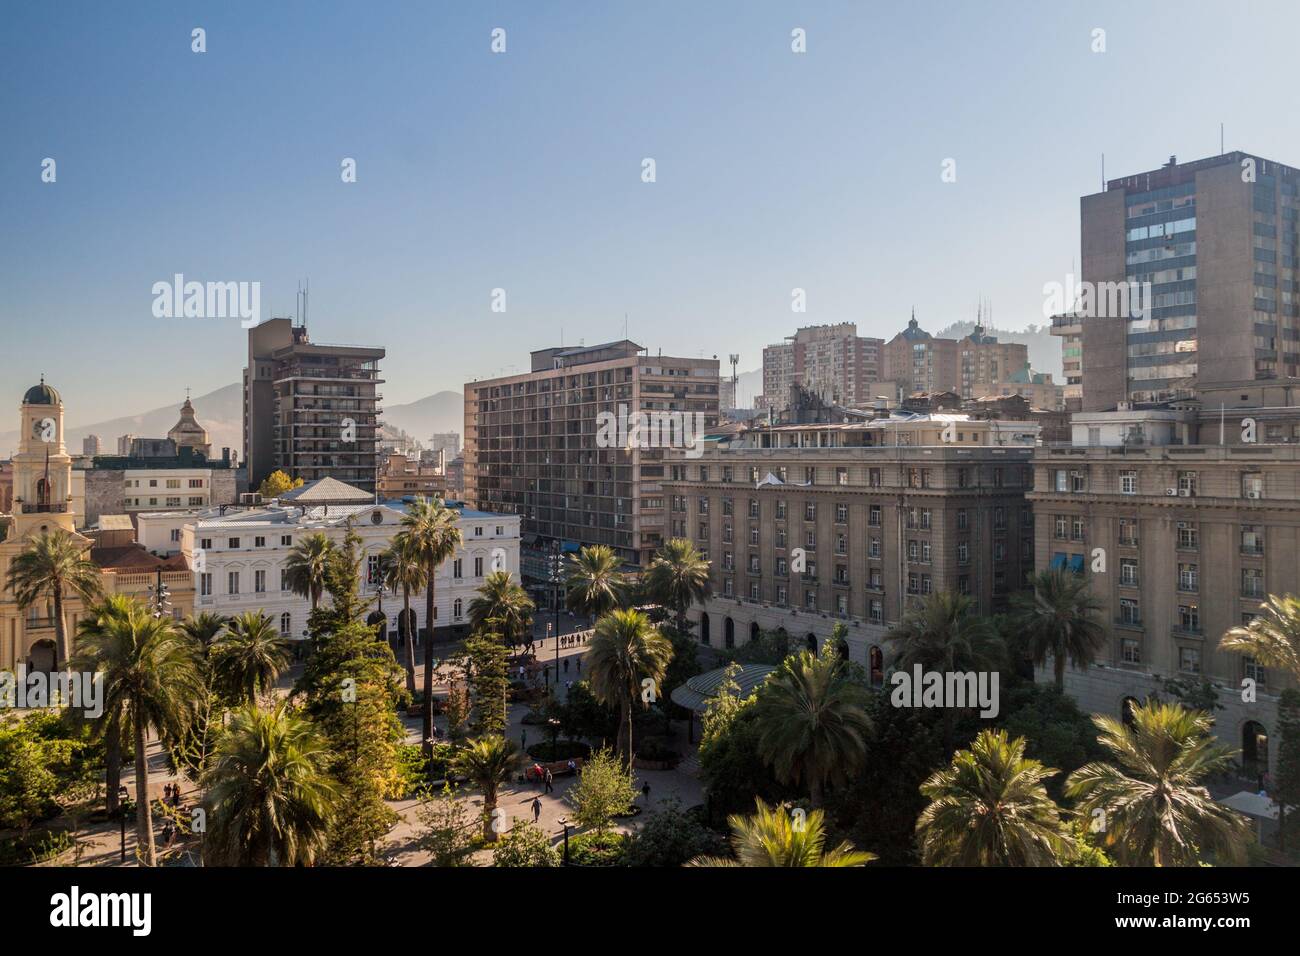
2,0,1296,422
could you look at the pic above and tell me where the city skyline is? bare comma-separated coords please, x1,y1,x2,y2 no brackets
5,1,1298,423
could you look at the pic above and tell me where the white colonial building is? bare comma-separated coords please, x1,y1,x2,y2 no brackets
177,480,520,644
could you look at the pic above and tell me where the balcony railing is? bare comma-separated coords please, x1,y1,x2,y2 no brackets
20,502,68,514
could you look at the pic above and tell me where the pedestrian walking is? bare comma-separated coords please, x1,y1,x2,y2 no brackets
563,657,570,674
642,781,651,805
532,797,542,823
576,657,582,674
521,729,528,751
544,768,554,794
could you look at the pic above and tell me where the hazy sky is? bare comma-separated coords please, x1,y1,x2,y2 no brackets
3,0,1296,424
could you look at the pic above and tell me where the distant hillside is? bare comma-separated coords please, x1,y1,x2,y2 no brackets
0,383,243,460
381,391,464,443
935,321,1062,381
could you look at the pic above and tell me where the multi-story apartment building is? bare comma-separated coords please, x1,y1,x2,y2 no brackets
760,324,883,411
1081,151,1300,410
464,340,719,568
243,318,385,494
1028,409,1300,776
1049,312,1084,410
660,413,1039,673
428,432,461,458
376,451,448,500
882,316,1029,400
183,481,520,645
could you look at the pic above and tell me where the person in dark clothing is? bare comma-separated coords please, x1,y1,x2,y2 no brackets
532,797,542,823
563,658,570,674
544,768,554,794
641,781,651,805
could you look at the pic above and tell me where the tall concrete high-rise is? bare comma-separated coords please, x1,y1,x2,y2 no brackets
1081,151,1300,411
760,324,883,411
465,340,719,567
243,318,385,493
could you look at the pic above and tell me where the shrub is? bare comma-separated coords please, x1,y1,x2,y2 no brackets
567,830,628,866
493,820,561,867
624,797,724,867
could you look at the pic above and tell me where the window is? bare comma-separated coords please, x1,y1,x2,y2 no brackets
956,541,969,564
869,468,882,488
804,502,816,521
749,582,760,601
1120,471,1137,495
1118,519,1139,547
1242,472,1265,499
1178,646,1201,674
1121,636,1141,663
1054,515,1068,539
773,556,784,575
200,573,212,596
748,555,760,573
228,571,240,595
165,497,181,507
835,533,847,555
836,467,848,486
453,599,463,619
1070,516,1085,541
749,499,760,518
1120,558,1139,586
1176,523,1198,550
281,569,290,591
367,554,381,585
868,568,883,590
188,497,203,506
170,529,181,543
869,600,883,625
1242,568,1265,598
1241,525,1264,555
869,505,881,526
776,500,787,519
254,570,266,593
1177,471,1198,496
1120,599,1141,626
1244,656,1268,688
474,557,484,577
804,590,816,610
698,498,709,515
773,527,783,547
868,537,880,558
805,530,816,550
1178,563,1198,592
453,559,463,579
1178,604,1201,633
280,612,291,636
956,509,968,531
776,586,787,606
1071,470,1086,493
835,504,848,523
228,537,240,549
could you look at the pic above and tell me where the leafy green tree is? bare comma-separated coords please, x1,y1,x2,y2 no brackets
7,528,102,668
416,782,478,866
998,683,1108,799
566,747,636,836
469,570,535,646
1065,701,1252,866
644,538,711,635
381,531,425,697
400,496,463,758
624,796,724,867
564,544,627,618
917,729,1075,866
452,736,519,842
72,598,202,866
74,595,137,814
180,611,229,650
585,608,674,760
1010,569,1106,690
493,819,561,867
698,665,789,819
752,642,871,808
202,702,339,866
1276,689,1300,852
210,611,292,705
688,798,875,867
463,632,510,736
284,531,335,614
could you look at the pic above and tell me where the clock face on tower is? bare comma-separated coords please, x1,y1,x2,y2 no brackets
31,417,56,443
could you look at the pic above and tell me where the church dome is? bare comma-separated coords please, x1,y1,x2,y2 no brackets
23,379,61,405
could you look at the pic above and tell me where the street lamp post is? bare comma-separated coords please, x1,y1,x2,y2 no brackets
557,815,571,865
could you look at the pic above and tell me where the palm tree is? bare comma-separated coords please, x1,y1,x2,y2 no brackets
180,611,229,652
752,643,871,808
451,735,518,842
202,701,339,866
644,538,711,635
468,570,535,646
1011,569,1106,690
283,532,335,613
889,590,1004,748
7,528,101,668
585,608,674,760
210,611,292,705
564,544,627,620
1220,593,1300,682
400,496,463,758
72,598,202,866
916,728,1075,866
1065,701,1251,866
73,595,137,815
688,798,874,867
381,531,425,697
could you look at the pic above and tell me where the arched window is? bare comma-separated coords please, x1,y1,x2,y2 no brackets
280,612,291,636
869,646,884,687
806,633,817,652
724,617,735,649
700,613,711,645
749,621,760,644
453,599,463,619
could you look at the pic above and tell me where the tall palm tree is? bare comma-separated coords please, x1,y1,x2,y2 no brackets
916,728,1075,866
1065,701,1251,866
210,611,293,705
1219,593,1300,682
752,643,871,808
381,531,425,697
564,544,627,619
73,595,137,815
180,611,229,652
1011,569,1107,690
283,532,335,612
644,538,712,635
202,701,339,866
72,598,202,866
585,608,674,760
451,735,518,842
7,528,102,668
468,570,535,646
688,798,874,867
400,496,463,758
889,590,1004,748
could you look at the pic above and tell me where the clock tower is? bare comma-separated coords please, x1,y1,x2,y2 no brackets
11,377,76,539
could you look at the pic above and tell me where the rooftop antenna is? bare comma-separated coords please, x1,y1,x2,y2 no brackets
729,353,739,408
1220,123,1224,155
302,279,309,330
